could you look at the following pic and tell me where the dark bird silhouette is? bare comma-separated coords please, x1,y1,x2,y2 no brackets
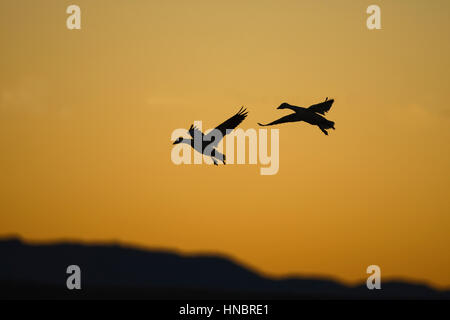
258,98,335,135
173,107,248,165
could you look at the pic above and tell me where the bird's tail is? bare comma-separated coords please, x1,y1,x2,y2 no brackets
258,122,270,127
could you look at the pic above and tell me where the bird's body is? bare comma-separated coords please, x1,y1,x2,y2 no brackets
173,107,248,165
258,98,335,135
178,132,226,163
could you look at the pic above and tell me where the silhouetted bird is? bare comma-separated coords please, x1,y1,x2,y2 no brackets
173,107,248,165
258,98,335,135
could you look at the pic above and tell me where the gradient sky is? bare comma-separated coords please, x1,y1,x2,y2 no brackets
1,0,449,288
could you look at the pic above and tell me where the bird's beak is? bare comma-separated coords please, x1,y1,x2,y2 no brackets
173,140,179,145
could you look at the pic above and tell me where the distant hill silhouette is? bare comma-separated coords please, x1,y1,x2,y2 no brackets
0,237,449,299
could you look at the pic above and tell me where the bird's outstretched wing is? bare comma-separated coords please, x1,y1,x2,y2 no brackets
308,98,334,115
188,124,204,138
205,107,248,143
211,107,248,136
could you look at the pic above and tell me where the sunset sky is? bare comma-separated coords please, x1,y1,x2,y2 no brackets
1,0,449,288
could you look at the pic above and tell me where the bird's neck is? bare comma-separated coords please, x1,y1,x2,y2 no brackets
181,139,193,146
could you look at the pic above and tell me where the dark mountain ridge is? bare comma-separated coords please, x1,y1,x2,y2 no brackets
1,237,448,299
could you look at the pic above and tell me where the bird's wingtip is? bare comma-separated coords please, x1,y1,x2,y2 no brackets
239,106,248,118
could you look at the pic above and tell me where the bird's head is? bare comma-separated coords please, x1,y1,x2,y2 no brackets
277,102,290,109
173,137,184,145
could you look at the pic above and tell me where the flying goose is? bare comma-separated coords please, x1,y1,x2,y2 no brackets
258,98,335,135
173,107,248,165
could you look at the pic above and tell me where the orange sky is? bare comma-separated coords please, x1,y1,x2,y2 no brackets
1,0,449,288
